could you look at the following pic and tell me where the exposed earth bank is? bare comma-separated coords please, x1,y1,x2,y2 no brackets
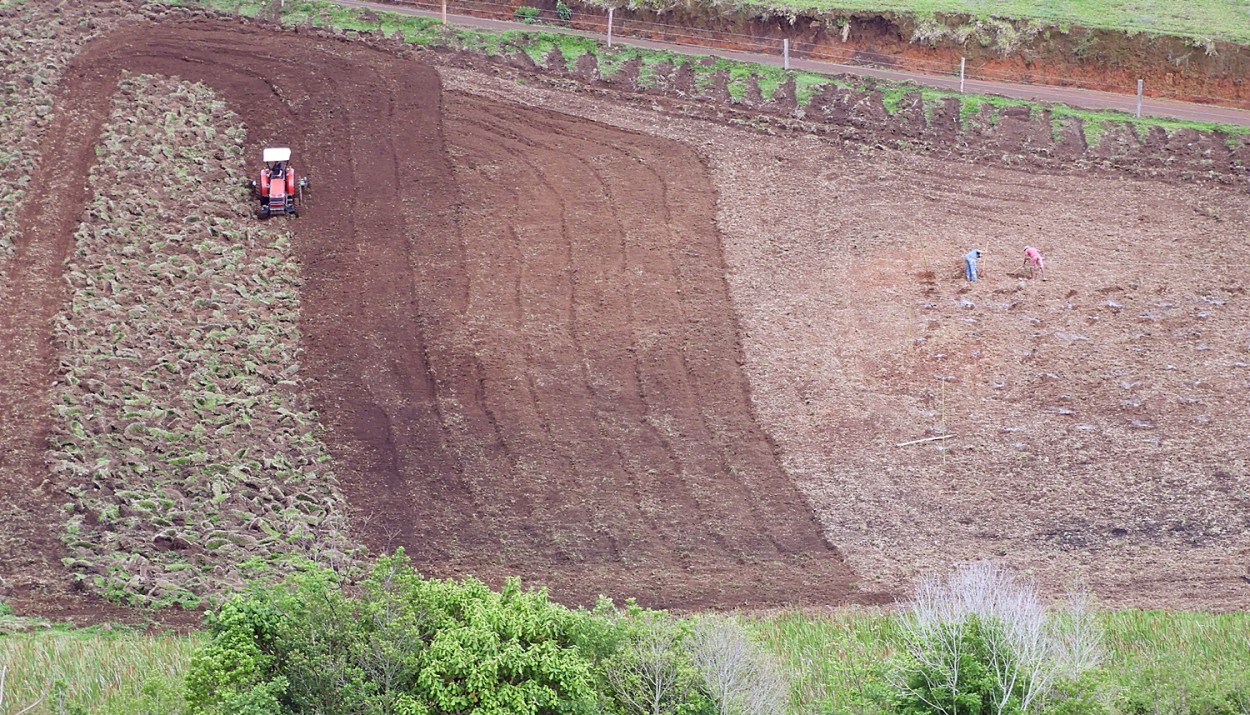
380,0,1250,108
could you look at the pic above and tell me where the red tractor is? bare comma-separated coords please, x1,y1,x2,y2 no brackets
249,147,309,219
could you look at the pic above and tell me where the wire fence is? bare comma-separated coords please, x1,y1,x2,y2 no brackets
357,0,1250,124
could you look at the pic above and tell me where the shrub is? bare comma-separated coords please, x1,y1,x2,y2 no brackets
185,551,602,715
514,5,542,23
555,0,572,23
891,562,1102,715
602,606,713,715
690,617,789,715
895,616,1007,715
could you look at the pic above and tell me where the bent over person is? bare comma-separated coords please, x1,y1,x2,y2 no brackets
964,249,984,282
1023,245,1046,279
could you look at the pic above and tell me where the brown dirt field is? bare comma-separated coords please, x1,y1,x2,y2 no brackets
441,67,1250,610
5,11,1248,621
0,17,869,618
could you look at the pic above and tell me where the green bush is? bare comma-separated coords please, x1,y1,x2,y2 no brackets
185,551,603,715
514,5,542,23
598,604,714,715
892,563,1102,715
895,617,1011,715
555,0,572,23
0,597,12,617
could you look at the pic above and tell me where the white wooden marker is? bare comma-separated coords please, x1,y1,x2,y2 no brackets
959,56,966,93
783,38,790,70
1136,79,1144,117
607,7,614,47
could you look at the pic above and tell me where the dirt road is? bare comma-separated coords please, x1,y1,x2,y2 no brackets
337,0,1250,127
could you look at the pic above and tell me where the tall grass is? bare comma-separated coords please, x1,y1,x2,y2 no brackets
0,627,199,714
745,608,1250,714
2,610,1248,713
746,609,899,714
1102,610,1250,714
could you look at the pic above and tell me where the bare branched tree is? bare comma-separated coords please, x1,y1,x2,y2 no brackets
690,616,789,715
1050,583,1104,680
606,613,688,715
894,562,1102,715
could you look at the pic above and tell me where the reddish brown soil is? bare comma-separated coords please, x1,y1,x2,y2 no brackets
370,0,1250,108
0,17,873,618
441,69,1250,611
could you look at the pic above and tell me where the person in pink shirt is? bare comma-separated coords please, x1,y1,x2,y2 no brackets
1023,245,1046,279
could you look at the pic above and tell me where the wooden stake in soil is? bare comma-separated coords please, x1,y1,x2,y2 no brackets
607,7,614,47
896,434,955,448
441,0,447,25
1136,79,1144,118
940,378,948,465
783,39,790,70
959,57,966,94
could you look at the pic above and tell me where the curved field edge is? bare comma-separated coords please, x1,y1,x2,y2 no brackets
0,2,161,269
49,73,358,608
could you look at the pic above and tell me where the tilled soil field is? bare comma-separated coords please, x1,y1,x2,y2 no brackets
440,69,1250,610
2,8,1248,619
1,14,864,615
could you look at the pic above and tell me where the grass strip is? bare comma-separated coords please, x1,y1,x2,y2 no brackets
0,625,199,714
3,608,1248,713
50,73,356,608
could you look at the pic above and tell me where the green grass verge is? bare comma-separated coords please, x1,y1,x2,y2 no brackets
4,609,1248,714
0,625,200,714
746,608,1250,714
201,0,1250,45
597,0,1250,45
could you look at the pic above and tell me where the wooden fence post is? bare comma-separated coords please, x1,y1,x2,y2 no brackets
607,7,614,47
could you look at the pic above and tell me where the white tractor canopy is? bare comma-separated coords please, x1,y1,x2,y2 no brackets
262,147,292,163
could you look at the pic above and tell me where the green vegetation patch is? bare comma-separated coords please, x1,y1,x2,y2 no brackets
0,1,137,262
0,625,200,714
50,73,357,608
583,0,1250,45
7,558,1250,714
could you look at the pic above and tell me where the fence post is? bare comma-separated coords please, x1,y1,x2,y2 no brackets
607,7,614,47
441,0,447,24
783,38,790,70
959,57,966,93
1136,79,1143,118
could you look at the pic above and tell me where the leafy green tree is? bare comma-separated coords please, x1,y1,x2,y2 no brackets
896,617,1014,715
185,597,289,715
601,606,713,715
185,551,602,715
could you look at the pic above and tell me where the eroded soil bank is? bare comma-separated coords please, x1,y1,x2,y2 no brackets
379,0,1250,108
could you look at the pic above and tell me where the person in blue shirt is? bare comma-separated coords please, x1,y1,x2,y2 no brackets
964,249,984,282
